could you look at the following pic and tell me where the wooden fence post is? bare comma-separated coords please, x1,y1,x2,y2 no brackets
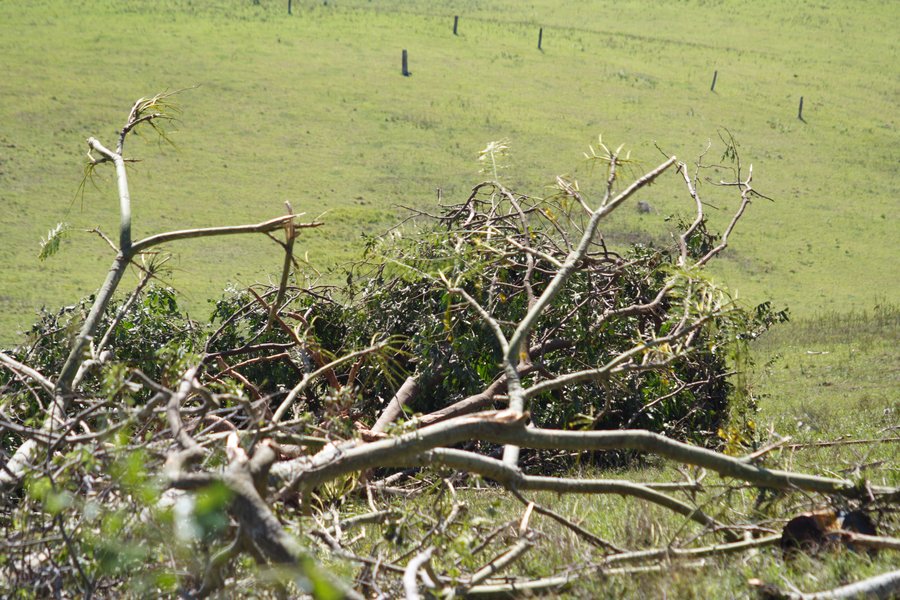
710,70,718,92
453,15,459,35
538,27,543,50
402,49,410,77
798,96,805,121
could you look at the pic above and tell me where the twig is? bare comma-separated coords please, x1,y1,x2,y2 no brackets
468,537,534,585
403,547,436,600
509,489,624,553
0,352,55,393
272,341,389,423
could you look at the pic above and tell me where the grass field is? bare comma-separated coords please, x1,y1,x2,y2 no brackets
1,0,897,343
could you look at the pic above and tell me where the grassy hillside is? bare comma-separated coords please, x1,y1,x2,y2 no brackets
0,0,897,343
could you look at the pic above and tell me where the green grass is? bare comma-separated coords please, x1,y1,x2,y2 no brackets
1,0,898,343
751,305,900,461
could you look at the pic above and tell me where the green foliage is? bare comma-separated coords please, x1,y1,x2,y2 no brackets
200,178,781,453
7,441,177,597
37,222,70,261
1,208,894,600
1,286,201,454
192,481,233,541
1,1,894,590
0,129,802,595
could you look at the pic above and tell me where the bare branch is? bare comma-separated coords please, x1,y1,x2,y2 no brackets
695,165,754,267
500,156,677,466
408,448,725,534
468,536,534,585
748,568,900,600
676,159,706,267
272,413,894,499
371,376,420,435
272,341,390,423
130,215,322,254
509,489,625,553
0,352,55,393
403,547,436,599
524,317,711,399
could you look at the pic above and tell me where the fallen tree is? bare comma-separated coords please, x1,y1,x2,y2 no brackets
1,99,896,598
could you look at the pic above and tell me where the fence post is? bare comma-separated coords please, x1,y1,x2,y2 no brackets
798,96,805,121
402,49,410,77
288,0,292,15
538,27,543,50
710,70,718,92
453,15,459,35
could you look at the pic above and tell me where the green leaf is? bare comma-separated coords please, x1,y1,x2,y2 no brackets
38,222,70,261
194,481,232,539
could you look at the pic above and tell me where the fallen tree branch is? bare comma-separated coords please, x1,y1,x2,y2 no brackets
602,534,780,566
407,448,726,534
501,155,679,466
372,376,420,435
0,352,56,393
468,536,534,586
837,532,900,552
462,560,710,598
272,412,894,499
748,568,900,600
165,392,363,599
509,489,625,553
403,546,436,600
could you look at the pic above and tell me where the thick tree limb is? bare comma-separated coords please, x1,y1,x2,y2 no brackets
748,568,900,600
406,448,726,534
372,376,420,434
272,413,893,499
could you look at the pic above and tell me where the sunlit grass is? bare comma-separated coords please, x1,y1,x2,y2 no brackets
0,0,897,343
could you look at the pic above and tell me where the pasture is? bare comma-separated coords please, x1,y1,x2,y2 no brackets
0,0,897,342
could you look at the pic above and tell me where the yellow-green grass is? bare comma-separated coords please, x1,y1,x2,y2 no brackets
1,0,897,344
750,304,899,456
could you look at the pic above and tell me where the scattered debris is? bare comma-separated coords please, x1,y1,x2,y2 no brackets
780,508,877,558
